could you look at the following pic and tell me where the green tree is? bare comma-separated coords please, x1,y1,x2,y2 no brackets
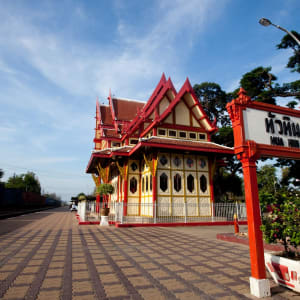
239,66,277,104
193,82,229,126
277,30,300,73
5,172,41,194
275,159,300,187
0,169,3,181
257,165,278,195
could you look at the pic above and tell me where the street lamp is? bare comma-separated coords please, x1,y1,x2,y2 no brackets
259,18,300,46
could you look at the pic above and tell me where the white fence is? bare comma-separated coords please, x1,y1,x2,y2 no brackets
82,201,247,224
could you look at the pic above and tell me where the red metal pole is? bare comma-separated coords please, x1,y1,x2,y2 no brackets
241,157,266,279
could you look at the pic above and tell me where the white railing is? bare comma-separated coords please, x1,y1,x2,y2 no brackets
82,201,247,224
106,202,246,224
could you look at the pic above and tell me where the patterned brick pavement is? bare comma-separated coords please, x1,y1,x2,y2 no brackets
0,207,298,299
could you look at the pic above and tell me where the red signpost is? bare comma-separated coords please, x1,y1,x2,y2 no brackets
227,88,300,298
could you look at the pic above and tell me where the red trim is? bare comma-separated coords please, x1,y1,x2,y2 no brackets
278,279,295,288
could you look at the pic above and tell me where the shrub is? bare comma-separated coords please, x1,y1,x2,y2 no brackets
260,191,300,258
97,183,114,195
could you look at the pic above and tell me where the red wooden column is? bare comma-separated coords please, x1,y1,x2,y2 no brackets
96,176,100,213
208,158,215,204
240,154,266,279
123,163,128,216
117,176,119,202
152,154,157,217
96,194,100,213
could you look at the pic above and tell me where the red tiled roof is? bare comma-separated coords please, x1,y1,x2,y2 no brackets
100,106,113,125
112,98,145,122
140,137,233,154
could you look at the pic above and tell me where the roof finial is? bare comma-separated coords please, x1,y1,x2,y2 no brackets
236,88,251,104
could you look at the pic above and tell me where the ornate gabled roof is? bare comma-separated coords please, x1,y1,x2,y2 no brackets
155,77,217,133
87,74,231,173
125,75,177,136
111,98,145,122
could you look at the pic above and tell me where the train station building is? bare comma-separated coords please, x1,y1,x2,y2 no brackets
86,74,234,223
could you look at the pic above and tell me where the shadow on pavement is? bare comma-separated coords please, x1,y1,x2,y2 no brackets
0,207,68,236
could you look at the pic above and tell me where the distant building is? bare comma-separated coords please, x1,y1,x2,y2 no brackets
86,74,233,222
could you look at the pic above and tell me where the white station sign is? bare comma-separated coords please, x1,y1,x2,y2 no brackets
243,108,300,149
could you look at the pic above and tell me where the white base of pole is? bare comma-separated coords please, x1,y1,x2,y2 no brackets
100,216,109,226
249,277,271,298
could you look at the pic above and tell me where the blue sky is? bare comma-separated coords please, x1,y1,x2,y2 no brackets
0,0,299,202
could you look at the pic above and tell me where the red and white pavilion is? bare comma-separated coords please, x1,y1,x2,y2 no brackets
86,74,234,221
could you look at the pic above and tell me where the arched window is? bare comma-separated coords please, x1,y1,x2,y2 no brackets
150,175,152,191
200,175,207,193
187,174,194,193
174,173,182,192
160,173,168,192
130,177,137,194
142,177,145,193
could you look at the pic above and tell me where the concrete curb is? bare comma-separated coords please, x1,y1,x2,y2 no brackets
216,232,284,251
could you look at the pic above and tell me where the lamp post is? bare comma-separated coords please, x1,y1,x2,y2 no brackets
259,18,300,46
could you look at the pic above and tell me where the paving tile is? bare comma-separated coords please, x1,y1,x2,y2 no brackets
99,273,119,284
3,285,30,299
120,267,141,276
72,263,88,271
37,290,61,300
45,268,64,277
72,280,93,293
73,294,96,300
41,277,62,288
103,283,128,298
13,274,36,285
139,262,157,269
160,278,186,291
137,287,166,300
128,276,152,287
175,291,203,300
22,266,40,273
178,271,200,281
0,272,11,280
0,264,17,271
95,265,113,273
193,281,225,295
147,269,169,278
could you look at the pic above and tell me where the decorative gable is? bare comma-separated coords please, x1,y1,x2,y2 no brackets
175,101,190,126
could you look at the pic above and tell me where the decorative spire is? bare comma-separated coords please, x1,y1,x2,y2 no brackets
236,88,251,104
